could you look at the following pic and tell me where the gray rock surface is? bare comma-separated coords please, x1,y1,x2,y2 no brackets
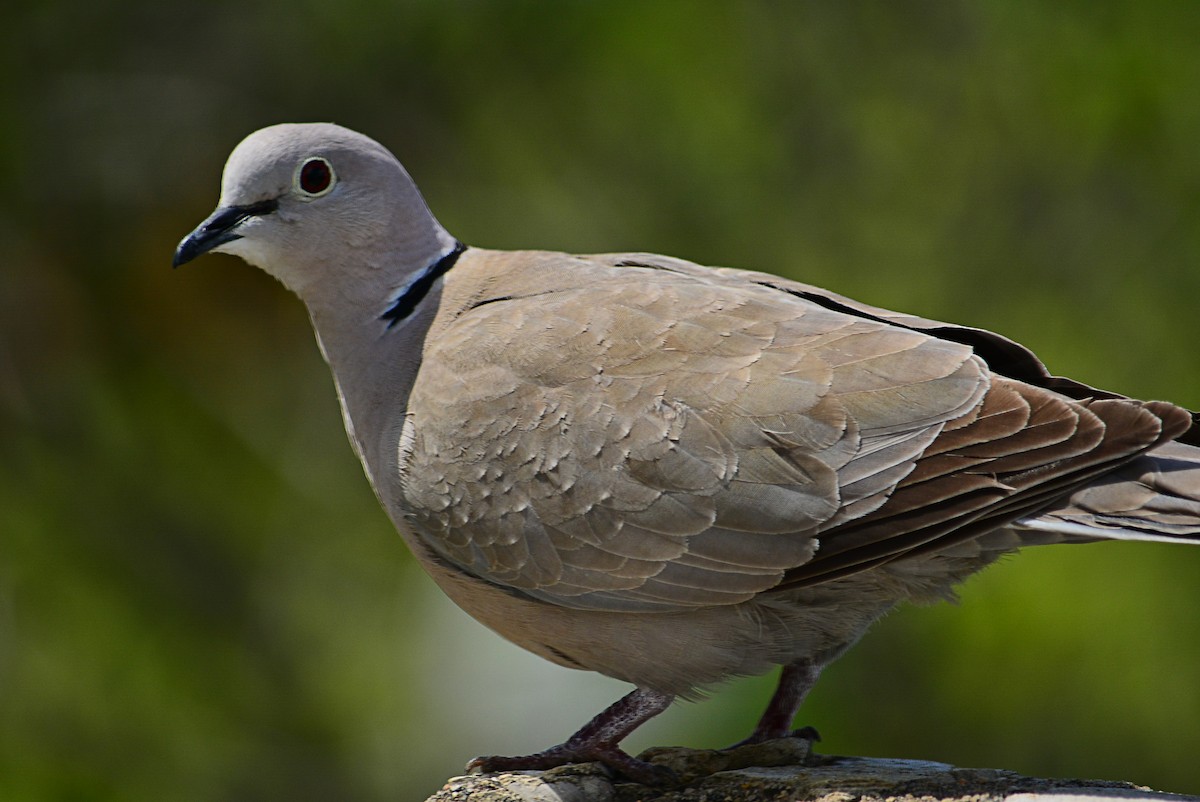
425,742,1198,802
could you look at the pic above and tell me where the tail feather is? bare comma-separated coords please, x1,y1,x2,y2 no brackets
1015,440,1200,544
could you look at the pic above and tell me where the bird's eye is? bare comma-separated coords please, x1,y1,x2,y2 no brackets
295,157,336,197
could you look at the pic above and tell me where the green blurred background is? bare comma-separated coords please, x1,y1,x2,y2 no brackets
3,2,1200,799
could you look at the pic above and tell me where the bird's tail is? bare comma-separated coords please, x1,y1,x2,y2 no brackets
1013,440,1200,545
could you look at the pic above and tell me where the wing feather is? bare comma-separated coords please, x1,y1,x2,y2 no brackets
400,251,1188,611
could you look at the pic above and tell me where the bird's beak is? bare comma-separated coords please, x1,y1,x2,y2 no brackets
172,198,279,268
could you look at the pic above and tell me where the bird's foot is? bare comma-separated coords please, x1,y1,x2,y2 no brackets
727,724,822,749
467,744,678,786
466,687,678,786
635,732,817,783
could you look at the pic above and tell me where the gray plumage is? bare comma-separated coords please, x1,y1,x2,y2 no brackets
175,123,1200,784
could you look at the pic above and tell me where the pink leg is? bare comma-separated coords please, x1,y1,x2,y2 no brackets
737,659,823,745
468,687,676,785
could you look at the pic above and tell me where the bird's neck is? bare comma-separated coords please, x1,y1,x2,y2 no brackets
302,244,458,497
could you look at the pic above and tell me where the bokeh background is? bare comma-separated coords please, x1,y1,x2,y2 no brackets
4,2,1200,799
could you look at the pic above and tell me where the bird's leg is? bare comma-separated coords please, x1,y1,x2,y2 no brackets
732,658,823,745
468,687,677,785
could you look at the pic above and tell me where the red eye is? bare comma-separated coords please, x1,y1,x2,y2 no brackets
298,158,334,195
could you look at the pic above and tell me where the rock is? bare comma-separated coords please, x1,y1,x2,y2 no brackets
425,743,1200,802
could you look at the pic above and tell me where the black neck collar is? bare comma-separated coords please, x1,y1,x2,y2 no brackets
380,241,467,328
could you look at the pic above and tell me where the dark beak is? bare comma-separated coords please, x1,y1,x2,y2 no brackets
172,198,279,268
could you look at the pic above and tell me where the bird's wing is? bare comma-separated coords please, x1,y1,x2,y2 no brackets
600,253,1199,418
398,251,1187,611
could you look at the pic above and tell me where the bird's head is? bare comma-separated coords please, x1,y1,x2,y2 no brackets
174,123,455,302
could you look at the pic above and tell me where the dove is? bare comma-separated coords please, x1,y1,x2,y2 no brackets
174,123,1200,785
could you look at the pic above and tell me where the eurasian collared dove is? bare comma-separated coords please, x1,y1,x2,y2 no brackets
175,123,1200,785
